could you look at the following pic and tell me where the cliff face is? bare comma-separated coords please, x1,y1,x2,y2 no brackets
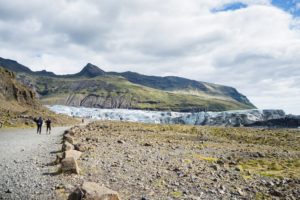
0,67,76,127
0,68,40,110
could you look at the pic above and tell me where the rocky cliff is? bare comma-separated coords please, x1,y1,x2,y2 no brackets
0,67,40,111
0,67,76,127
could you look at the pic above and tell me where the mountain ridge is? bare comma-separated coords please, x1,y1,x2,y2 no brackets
0,57,256,111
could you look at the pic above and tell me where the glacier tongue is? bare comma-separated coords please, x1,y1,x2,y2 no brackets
48,105,286,127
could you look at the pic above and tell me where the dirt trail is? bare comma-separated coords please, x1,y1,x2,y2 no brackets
0,127,68,200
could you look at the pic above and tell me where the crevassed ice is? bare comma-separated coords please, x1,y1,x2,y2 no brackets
47,105,286,126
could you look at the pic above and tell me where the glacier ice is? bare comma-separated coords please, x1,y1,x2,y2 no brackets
48,105,287,126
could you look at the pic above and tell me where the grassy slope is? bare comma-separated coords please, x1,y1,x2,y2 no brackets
20,74,255,112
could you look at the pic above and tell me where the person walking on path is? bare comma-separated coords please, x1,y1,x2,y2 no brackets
45,118,52,134
36,117,43,134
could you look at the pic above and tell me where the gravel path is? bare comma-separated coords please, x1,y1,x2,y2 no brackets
0,127,68,200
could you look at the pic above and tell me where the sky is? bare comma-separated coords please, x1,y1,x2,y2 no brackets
0,0,300,114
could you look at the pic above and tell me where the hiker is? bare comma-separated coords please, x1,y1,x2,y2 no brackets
46,118,52,134
82,118,84,123
36,117,43,134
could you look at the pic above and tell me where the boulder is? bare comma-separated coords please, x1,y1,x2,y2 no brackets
74,143,89,152
64,130,75,136
61,157,80,174
55,153,64,164
64,150,82,160
69,182,120,200
63,141,74,151
65,134,75,144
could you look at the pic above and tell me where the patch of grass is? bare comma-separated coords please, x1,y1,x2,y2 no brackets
184,159,192,164
255,192,271,200
208,127,300,151
193,154,218,163
170,191,183,198
240,159,300,179
153,178,166,188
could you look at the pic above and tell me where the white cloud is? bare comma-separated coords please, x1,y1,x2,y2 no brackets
0,0,300,114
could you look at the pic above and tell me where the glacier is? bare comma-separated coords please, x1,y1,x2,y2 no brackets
48,105,291,127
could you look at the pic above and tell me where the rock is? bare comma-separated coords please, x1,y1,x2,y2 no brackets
143,143,152,147
69,182,120,200
65,130,75,136
237,188,245,196
257,152,265,158
216,159,225,166
64,134,75,144
74,143,89,152
64,150,82,160
55,153,64,164
64,184,75,193
117,140,125,144
210,164,218,171
5,189,12,193
61,157,80,174
270,189,283,197
62,141,74,151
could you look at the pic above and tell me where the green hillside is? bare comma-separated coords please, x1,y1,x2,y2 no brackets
17,74,254,112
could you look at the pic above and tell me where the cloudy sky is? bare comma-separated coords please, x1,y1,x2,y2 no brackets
0,0,300,114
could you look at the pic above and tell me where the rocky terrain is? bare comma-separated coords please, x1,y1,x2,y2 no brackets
0,57,255,112
55,121,300,199
0,67,76,127
0,127,69,199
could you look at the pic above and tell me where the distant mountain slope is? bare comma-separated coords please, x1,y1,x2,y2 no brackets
0,57,32,74
109,71,253,106
0,57,256,112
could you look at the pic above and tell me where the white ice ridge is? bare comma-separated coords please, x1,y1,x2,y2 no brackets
48,105,286,126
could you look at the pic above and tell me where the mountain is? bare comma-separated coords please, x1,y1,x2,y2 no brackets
108,71,252,106
0,67,76,127
0,57,256,112
0,57,32,74
72,63,106,78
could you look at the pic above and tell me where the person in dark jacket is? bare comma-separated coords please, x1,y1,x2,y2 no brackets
36,117,43,134
45,118,52,134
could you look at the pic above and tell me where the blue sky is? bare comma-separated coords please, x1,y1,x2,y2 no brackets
272,0,300,17
214,1,300,17
212,2,248,12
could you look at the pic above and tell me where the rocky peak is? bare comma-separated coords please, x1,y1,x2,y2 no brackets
78,63,106,77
